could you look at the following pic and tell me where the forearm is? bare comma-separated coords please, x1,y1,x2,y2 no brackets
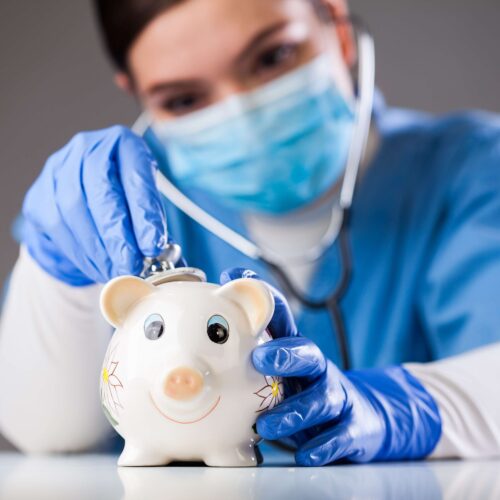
0,247,113,453
405,343,500,459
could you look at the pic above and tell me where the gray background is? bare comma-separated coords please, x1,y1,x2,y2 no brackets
0,1,498,449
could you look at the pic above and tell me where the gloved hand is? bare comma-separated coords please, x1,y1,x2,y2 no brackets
220,268,442,466
21,126,171,286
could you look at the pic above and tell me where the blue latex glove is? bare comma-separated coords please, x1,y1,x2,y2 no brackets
21,126,171,286
220,268,442,466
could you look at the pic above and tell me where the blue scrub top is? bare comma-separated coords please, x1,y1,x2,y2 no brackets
144,93,500,369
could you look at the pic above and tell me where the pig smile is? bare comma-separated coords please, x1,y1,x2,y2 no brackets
149,393,221,424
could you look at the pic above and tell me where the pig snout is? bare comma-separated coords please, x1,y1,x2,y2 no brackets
163,367,204,401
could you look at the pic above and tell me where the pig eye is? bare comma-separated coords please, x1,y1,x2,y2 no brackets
144,314,164,340
207,315,229,344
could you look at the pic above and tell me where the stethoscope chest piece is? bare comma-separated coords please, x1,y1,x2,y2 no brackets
145,267,207,287
140,242,207,286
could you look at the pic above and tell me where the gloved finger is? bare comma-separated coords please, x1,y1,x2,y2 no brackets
256,364,345,440
219,267,253,284
252,337,326,378
53,137,114,282
82,134,146,278
220,267,298,338
21,147,90,283
295,421,358,466
114,127,168,258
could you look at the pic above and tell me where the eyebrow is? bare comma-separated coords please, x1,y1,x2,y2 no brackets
146,20,288,96
234,20,288,65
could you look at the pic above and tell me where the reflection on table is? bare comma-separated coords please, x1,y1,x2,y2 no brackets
0,443,498,500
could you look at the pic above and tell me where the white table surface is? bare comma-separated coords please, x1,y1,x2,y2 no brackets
0,443,499,500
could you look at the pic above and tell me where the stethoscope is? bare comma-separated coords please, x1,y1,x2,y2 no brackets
134,26,375,371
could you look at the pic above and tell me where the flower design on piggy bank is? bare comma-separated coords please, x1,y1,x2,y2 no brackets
100,342,123,427
254,375,284,413
99,272,283,467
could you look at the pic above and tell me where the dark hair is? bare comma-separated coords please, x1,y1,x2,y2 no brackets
94,0,185,71
94,0,334,72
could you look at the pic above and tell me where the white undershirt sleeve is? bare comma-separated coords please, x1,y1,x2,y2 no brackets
0,246,114,453
405,343,500,459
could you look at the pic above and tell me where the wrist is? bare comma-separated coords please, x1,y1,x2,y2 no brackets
22,241,94,287
17,211,92,286
346,365,442,461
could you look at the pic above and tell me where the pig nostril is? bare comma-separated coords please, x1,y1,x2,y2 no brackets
163,367,204,401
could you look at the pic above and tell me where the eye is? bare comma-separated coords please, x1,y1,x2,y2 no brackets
144,314,165,340
255,43,299,73
207,315,229,344
162,92,207,115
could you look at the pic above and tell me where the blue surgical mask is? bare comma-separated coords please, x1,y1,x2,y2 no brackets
152,55,355,214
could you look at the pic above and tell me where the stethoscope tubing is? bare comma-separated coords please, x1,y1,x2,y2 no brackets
132,24,375,371
264,208,353,370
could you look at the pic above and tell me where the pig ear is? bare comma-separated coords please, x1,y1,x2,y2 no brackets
100,276,156,328
216,278,275,335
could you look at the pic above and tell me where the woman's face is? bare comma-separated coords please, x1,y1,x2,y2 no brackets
123,0,353,121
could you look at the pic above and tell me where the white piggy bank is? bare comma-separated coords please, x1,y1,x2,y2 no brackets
99,269,284,467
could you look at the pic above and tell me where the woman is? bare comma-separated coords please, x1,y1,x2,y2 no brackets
0,0,499,465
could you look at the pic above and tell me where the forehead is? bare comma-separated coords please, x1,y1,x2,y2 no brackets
128,0,319,82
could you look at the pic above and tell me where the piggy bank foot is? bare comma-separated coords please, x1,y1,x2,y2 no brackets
204,444,259,467
118,443,171,467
